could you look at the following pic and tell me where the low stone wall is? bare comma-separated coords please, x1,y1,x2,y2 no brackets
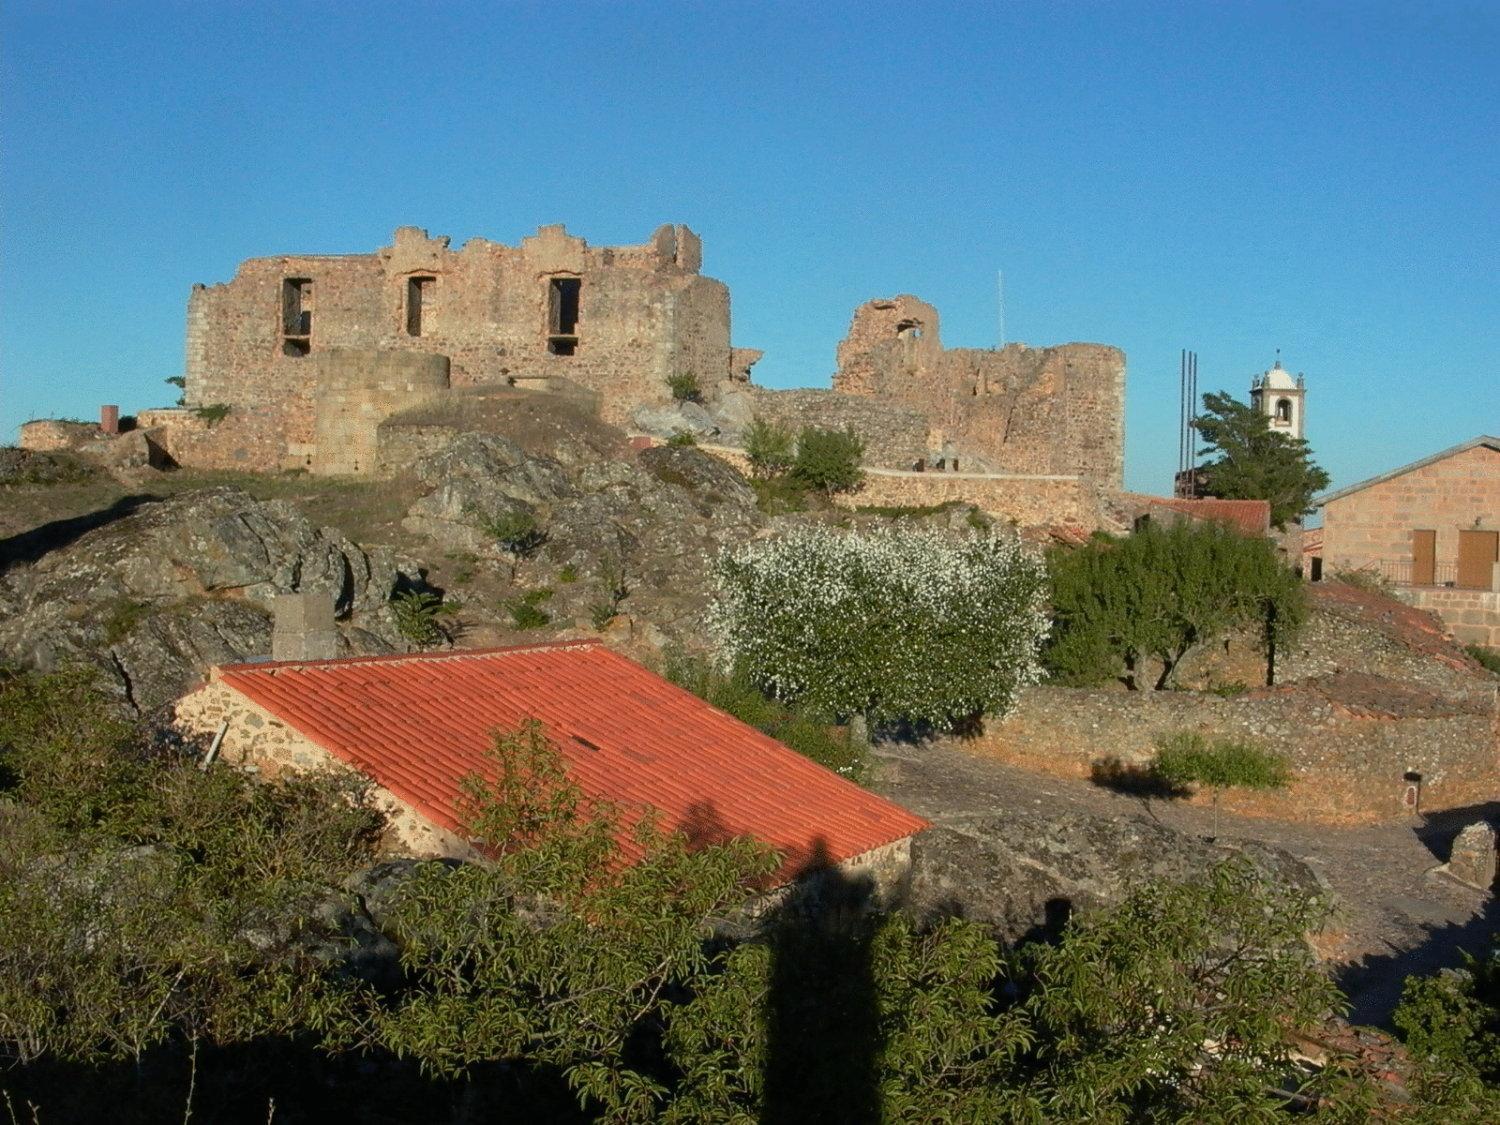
18,419,100,450
959,682,1499,825
698,444,1108,530
174,677,474,858
136,407,303,471
1395,587,1500,648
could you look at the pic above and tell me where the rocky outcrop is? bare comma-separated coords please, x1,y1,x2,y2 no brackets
906,805,1327,942
0,489,413,712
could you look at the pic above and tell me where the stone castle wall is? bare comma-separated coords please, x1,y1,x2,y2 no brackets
829,296,1126,485
184,224,731,470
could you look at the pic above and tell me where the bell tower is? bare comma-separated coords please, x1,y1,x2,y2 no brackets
1249,355,1306,441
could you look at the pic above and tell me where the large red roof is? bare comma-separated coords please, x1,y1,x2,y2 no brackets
215,641,927,883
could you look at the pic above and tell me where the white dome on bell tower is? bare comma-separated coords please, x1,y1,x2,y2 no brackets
1250,355,1306,440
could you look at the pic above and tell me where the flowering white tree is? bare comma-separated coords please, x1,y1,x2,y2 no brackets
707,525,1049,731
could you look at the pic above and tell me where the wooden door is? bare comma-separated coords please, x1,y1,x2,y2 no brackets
1456,529,1499,590
1412,529,1437,586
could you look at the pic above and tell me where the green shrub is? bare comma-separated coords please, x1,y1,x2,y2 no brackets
664,652,869,780
506,588,553,630
1046,521,1305,691
791,425,865,495
1329,565,1392,594
1465,643,1500,676
558,563,578,584
193,403,231,426
1393,935,1500,1111
750,474,809,514
744,415,795,479
1151,731,1290,834
101,598,152,645
666,428,698,447
709,526,1048,731
390,589,455,648
666,370,702,402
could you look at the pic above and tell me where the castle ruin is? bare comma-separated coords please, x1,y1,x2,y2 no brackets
113,223,1126,524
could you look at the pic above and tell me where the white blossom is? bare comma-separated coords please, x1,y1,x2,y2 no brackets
707,525,1049,730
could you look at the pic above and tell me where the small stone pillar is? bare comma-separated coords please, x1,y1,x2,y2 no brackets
271,592,339,662
1445,822,1497,892
100,405,120,435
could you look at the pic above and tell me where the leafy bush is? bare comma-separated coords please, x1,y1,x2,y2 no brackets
1465,643,1500,675
709,526,1048,731
506,588,553,629
666,370,701,402
1046,520,1305,690
666,428,698,447
744,415,795,479
558,563,578,584
791,425,865,495
1151,731,1290,834
478,507,547,578
750,474,809,514
193,403,231,426
1394,935,1500,1113
665,651,869,780
1329,565,1393,594
390,589,455,648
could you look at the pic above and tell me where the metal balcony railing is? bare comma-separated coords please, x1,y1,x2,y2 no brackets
1374,559,1461,587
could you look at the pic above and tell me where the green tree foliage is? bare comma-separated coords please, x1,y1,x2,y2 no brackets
479,507,548,579
709,526,1049,731
1393,935,1500,1116
390,589,456,648
666,371,702,403
664,651,869,780
791,425,865,495
0,666,383,1069
1046,520,1306,690
744,416,795,479
1151,730,1291,834
1195,390,1332,528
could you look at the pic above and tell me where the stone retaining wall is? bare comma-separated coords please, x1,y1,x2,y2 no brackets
1395,587,1500,648
961,682,1499,824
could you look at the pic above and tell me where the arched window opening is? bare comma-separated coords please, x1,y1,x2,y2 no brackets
1274,398,1292,423
895,319,922,340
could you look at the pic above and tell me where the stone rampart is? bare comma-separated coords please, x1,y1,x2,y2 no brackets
311,350,450,476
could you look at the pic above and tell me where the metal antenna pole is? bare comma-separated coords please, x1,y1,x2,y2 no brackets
997,270,1006,349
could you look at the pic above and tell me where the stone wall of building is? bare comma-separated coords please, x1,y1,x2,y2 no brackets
1395,587,1500,648
136,406,300,471
184,223,733,470
173,677,475,858
18,419,100,451
311,350,450,476
830,295,1126,486
1321,444,1500,575
963,681,1499,825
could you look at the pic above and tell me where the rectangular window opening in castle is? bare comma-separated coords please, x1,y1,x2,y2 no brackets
406,276,434,337
547,276,581,356
281,278,312,356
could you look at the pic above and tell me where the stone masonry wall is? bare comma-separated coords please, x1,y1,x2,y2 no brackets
1396,587,1500,648
964,682,1499,825
173,678,475,858
185,223,733,469
1321,444,1500,575
831,295,1126,486
740,386,932,468
698,444,1108,530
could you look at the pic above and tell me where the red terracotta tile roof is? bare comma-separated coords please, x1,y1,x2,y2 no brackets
1144,496,1272,536
216,641,928,883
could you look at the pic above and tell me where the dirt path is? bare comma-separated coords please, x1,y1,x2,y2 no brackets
871,741,1494,1028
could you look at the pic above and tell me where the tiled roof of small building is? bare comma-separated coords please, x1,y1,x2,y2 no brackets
1144,496,1272,536
214,641,928,882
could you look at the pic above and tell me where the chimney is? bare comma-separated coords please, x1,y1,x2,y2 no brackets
272,591,339,662
100,405,120,435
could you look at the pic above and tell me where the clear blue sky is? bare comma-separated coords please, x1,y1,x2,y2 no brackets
2,1,1496,493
